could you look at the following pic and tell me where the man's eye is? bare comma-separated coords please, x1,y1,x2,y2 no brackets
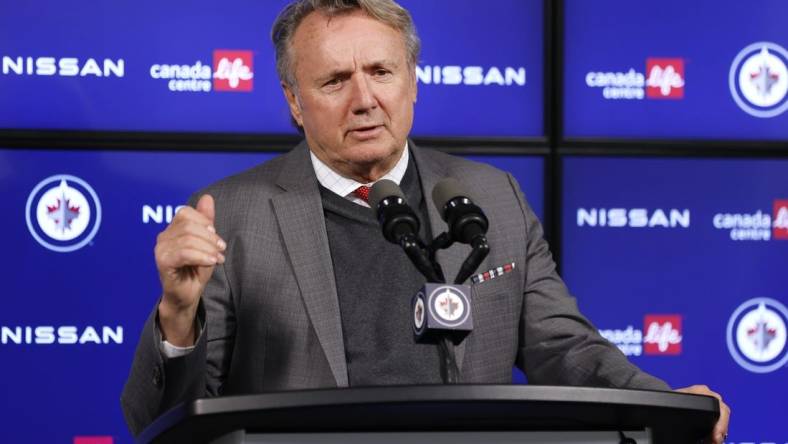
324,78,341,87
374,69,391,76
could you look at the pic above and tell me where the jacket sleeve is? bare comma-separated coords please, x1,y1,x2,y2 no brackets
120,196,237,436
508,173,670,391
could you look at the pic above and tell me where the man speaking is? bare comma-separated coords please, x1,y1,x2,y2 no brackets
121,0,730,441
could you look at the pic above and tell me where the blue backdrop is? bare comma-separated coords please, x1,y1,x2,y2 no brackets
0,148,544,443
3,0,787,442
563,0,788,140
562,156,788,443
0,0,543,138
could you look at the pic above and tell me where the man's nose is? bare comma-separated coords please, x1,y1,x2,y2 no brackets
350,74,378,114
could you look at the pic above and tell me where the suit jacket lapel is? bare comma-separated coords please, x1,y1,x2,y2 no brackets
271,143,349,387
410,141,471,373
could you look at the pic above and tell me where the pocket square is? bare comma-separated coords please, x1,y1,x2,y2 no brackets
471,261,516,284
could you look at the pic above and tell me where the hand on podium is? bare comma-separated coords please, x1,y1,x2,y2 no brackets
154,194,226,347
677,385,730,444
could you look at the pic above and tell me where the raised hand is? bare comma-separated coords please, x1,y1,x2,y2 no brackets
154,194,226,346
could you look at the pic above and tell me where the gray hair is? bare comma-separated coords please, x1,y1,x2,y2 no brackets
271,0,421,88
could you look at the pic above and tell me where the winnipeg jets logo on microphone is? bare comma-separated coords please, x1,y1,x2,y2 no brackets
413,294,426,333
412,283,473,341
429,286,470,327
434,288,465,322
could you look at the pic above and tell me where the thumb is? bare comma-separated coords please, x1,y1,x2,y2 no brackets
196,194,215,223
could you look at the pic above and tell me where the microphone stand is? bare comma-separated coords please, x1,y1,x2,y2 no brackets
399,233,445,283
426,232,490,384
428,232,490,286
370,184,476,384
453,235,490,286
394,232,459,384
438,336,460,384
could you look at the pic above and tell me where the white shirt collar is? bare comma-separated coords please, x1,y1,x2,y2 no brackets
310,142,410,208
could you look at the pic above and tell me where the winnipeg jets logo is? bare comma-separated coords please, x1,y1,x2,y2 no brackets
727,298,788,373
427,286,469,328
46,187,81,234
747,316,777,352
434,289,464,322
413,295,425,332
729,42,788,118
26,175,101,252
750,52,780,97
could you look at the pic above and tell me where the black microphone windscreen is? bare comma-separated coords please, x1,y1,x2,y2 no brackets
431,177,466,216
369,179,406,210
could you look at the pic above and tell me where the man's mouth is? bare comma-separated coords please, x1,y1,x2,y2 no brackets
348,124,384,140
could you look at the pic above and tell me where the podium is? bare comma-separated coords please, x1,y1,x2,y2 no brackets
138,385,718,444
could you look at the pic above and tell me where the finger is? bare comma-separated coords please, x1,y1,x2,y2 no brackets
172,221,226,251
697,388,727,444
161,247,221,269
171,235,225,260
676,386,727,444
196,194,215,223
170,206,214,229
712,400,730,444
161,214,225,252
676,385,713,396
158,237,225,267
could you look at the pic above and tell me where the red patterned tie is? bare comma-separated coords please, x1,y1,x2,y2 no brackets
353,185,371,203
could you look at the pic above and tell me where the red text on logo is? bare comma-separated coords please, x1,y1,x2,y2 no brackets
646,58,685,99
643,314,682,355
73,437,113,444
773,199,788,239
213,50,254,92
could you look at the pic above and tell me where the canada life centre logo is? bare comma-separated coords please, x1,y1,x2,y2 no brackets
727,298,788,374
712,199,788,242
586,58,685,100
729,42,788,118
26,175,101,253
599,314,683,357
150,49,254,93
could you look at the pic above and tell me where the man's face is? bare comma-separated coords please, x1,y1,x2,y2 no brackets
284,10,417,180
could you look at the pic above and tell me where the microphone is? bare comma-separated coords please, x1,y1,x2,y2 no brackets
431,178,490,285
431,178,489,245
369,179,420,244
369,180,442,283
370,180,470,384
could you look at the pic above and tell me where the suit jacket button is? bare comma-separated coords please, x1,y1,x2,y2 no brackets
153,367,162,388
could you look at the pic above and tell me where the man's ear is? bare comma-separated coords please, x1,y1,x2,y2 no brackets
282,83,304,127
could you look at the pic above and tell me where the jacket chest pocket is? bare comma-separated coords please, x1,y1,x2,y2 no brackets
468,271,522,346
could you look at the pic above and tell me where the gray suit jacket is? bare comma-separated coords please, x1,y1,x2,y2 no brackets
121,141,669,436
